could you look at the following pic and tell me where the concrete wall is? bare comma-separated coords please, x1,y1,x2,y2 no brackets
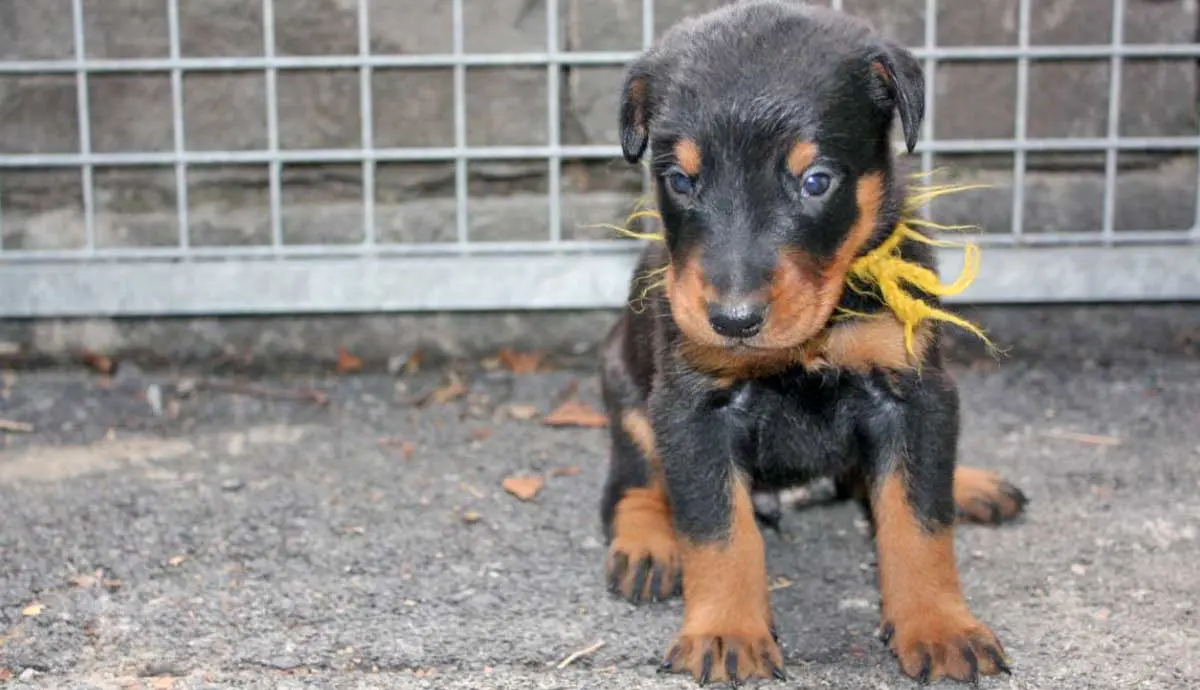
1,0,1197,252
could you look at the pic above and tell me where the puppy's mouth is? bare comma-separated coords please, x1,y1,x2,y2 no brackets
715,338,780,352
712,327,826,353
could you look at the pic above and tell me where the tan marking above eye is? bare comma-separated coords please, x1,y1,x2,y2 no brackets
674,139,702,177
786,141,818,176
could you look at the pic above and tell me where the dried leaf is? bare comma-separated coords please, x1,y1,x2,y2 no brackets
21,602,43,617
151,677,176,690
69,575,98,588
378,438,415,460
471,428,493,441
81,349,115,375
502,475,545,502
507,404,539,421
336,347,364,374
428,372,468,405
497,348,545,374
404,350,423,375
102,578,123,590
0,668,13,682
550,466,581,477
543,399,608,428
167,554,188,567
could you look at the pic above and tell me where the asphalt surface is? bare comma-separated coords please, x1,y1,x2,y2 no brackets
1,306,1199,689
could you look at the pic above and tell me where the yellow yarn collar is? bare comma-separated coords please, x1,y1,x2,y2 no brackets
598,174,995,356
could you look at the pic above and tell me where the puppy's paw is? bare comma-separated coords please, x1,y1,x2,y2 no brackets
606,532,681,603
880,603,1011,684
659,627,785,686
953,467,1028,525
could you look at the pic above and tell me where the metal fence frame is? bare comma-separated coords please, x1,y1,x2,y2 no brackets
1,0,1199,317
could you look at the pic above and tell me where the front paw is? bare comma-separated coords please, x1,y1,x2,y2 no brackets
659,628,785,686
880,604,1011,684
606,535,682,603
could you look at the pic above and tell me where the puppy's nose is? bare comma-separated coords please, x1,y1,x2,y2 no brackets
707,300,766,339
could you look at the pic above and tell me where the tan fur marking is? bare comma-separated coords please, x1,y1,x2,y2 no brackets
816,316,932,373
665,251,719,347
663,477,782,683
786,141,818,176
871,60,892,86
675,139,702,177
620,408,658,469
874,473,1008,682
953,466,1027,524
607,484,680,601
606,407,680,601
677,338,821,379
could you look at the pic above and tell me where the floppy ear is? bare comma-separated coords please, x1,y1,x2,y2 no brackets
618,56,658,163
866,40,925,154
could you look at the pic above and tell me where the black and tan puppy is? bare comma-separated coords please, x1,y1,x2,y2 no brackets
597,1,1027,686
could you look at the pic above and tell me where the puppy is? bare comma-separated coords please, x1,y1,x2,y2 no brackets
597,1,1027,685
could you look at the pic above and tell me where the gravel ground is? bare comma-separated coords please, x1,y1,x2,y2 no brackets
1,306,1198,689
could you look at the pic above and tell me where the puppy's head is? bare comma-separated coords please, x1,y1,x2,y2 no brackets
620,1,924,351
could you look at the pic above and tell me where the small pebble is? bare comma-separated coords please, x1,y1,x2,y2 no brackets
145,384,164,417
221,478,245,492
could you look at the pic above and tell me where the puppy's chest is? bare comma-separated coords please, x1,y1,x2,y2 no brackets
725,370,869,479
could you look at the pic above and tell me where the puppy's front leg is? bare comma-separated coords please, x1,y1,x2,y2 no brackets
865,371,1012,685
652,383,785,685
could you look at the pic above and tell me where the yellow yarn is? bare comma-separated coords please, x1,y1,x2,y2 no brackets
596,172,996,354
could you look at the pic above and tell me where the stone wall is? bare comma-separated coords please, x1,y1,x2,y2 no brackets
1,0,1197,252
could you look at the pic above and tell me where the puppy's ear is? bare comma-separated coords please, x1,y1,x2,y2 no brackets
618,55,658,163
866,40,925,154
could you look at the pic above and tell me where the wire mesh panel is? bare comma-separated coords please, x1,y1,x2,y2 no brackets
0,0,1197,317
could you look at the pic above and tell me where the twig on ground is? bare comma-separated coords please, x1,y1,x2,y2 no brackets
556,640,605,669
0,419,33,433
1043,430,1121,446
196,380,330,406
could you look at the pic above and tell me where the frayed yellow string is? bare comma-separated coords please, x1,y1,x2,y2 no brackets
628,265,669,313
843,222,992,357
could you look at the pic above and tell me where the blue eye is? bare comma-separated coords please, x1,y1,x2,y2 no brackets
802,172,832,197
667,171,695,196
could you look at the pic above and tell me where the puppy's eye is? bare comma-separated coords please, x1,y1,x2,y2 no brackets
667,171,695,196
801,172,832,197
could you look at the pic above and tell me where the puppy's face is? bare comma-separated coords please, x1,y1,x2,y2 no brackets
620,1,925,351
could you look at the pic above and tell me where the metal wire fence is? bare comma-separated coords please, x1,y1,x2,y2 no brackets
0,0,1198,317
